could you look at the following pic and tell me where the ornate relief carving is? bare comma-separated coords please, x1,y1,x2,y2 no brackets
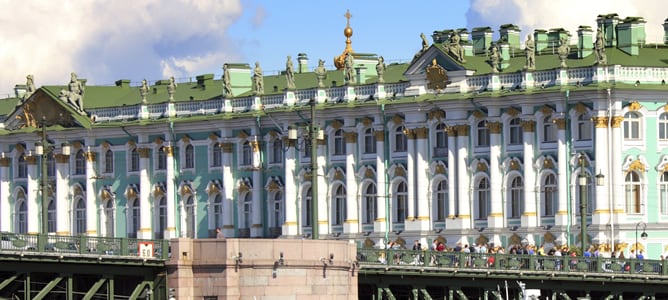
520,120,535,132
574,103,587,113
361,117,372,126
331,120,344,129
510,159,521,171
540,105,554,115
426,58,449,91
0,158,10,167
101,141,110,149
395,167,406,177
154,137,164,145
25,156,38,165
208,133,219,140
487,122,502,134
472,110,485,120
138,148,151,158
553,118,566,130
267,180,281,192
403,128,415,139
627,101,642,111
181,136,191,143
628,159,645,173
344,132,358,143
476,162,488,172
543,158,554,169
428,110,445,121
414,127,428,139
392,115,404,125
334,169,344,181
435,164,446,175
364,168,374,178
374,130,385,141
446,126,457,136
611,116,624,128
505,107,520,117
164,146,174,157
238,181,250,193
221,143,234,153
591,116,609,128
455,125,469,136
249,141,260,152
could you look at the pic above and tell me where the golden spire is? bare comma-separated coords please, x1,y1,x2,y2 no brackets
334,9,354,70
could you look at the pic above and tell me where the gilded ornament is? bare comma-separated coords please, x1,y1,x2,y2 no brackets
520,120,535,132
592,116,609,128
392,115,404,125
628,159,645,173
435,164,446,174
361,117,372,126
334,169,344,181
428,110,445,121
364,168,374,178
344,131,358,143
574,103,587,113
505,107,520,117
331,120,344,129
138,148,151,158
553,118,566,130
395,167,406,177
611,116,624,128
237,131,249,139
374,130,385,141
627,101,642,111
472,110,485,120
426,58,450,91
476,162,488,172
543,158,554,169
487,122,502,134
540,105,553,115
414,127,428,139
510,159,520,170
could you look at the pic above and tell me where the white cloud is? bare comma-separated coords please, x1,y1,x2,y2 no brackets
0,0,243,96
467,0,665,42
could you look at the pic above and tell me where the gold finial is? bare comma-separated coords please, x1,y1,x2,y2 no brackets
335,9,354,70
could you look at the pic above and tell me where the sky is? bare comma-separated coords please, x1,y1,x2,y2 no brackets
0,0,665,98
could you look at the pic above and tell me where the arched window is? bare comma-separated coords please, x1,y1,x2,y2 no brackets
434,123,448,157
212,143,222,167
104,200,114,237
362,183,377,224
660,172,668,215
363,128,376,154
394,181,408,223
75,149,86,175
509,176,523,218
185,195,195,238
212,194,223,228
332,185,346,225
625,171,641,214
395,126,407,152
509,118,523,145
16,200,27,234
130,148,140,172
157,147,167,170
272,192,284,228
242,193,252,228
577,113,593,141
333,129,345,156
155,197,167,238
241,142,252,166
271,139,283,164
104,149,114,173
303,188,312,227
74,198,86,235
477,120,490,147
659,113,668,141
542,174,558,216
475,178,490,220
431,179,447,221
542,116,557,142
47,198,56,233
17,154,27,178
129,198,140,238
184,144,194,169
624,112,641,140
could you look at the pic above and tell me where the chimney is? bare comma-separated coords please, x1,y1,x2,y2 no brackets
596,13,620,47
534,29,548,54
471,27,493,55
195,74,214,90
616,16,646,56
115,79,131,88
499,24,521,51
297,53,309,73
577,26,593,58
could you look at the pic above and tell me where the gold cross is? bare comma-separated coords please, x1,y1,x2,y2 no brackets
344,9,352,26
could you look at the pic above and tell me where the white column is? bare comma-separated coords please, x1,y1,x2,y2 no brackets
282,139,299,235
85,150,98,236
344,131,359,233
221,143,235,237
521,120,537,227
0,157,11,232
27,156,39,234
405,128,416,222
374,130,387,233
138,148,152,239
592,116,610,225
446,127,457,226
611,116,625,222
316,140,329,235
251,168,263,237
488,122,504,228
555,118,569,226
413,127,430,230
165,145,177,238
55,155,70,235
456,125,471,229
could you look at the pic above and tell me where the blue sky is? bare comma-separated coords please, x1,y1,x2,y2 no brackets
0,0,663,97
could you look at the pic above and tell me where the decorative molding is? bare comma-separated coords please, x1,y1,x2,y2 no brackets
455,125,469,136
520,120,535,132
435,164,446,175
428,110,445,121
101,141,110,149
611,116,624,128
138,148,151,158
472,110,485,120
374,130,385,141
476,162,488,172
543,158,555,169
392,115,404,125
25,156,37,165
238,131,249,139
208,133,219,140
344,132,358,143
505,107,520,117
334,169,344,181
331,120,344,129
591,116,609,128
164,146,174,157
509,159,521,171
574,103,587,113
181,135,191,143
414,127,428,139
361,117,373,126
627,101,642,111
553,118,566,130
0,158,9,167
540,105,554,115
364,168,374,178
154,137,164,145
403,128,415,139
487,122,502,134
628,159,645,173
395,167,406,177
221,143,234,153
446,126,457,136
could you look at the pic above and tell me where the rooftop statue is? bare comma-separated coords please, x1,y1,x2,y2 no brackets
253,61,264,96
59,72,85,113
447,31,466,63
420,32,429,52
594,28,607,65
557,37,570,68
167,76,177,101
344,52,355,85
22,74,36,102
376,56,386,83
524,34,536,70
285,56,296,90
140,79,149,104
222,64,233,97
315,59,327,88
488,44,501,73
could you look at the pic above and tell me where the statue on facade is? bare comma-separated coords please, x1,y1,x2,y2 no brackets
22,74,36,102
222,64,233,97
376,56,386,83
59,72,85,113
315,59,327,88
488,44,501,73
344,52,355,85
253,61,264,96
167,76,177,101
285,56,296,90
140,79,149,104
420,32,429,52
524,34,536,70
447,31,466,63
594,28,607,65
557,37,570,68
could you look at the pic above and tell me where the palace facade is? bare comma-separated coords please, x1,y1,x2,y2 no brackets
2,13,668,257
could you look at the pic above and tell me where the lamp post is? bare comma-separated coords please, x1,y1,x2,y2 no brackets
635,221,648,255
577,153,605,252
34,122,70,235
288,99,322,239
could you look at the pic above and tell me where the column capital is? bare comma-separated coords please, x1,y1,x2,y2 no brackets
344,131,358,143
374,130,385,141
455,124,469,136
553,118,566,130
55,154,70,163
520,120,535,132
26,156,38,165
611,116,624,128
221,143,234,153
138,147,151,158
445,125,457,136
249,141,260,152
591,116,609,128
487,121,502,134
403,128,416,139
164,146,174,157
85,151,96,162
0,157,9,167
414,127,428,139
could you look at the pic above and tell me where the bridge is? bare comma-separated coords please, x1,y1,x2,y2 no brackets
1,233,666,300
356,247,666,299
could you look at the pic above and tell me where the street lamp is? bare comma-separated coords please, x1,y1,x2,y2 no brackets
577,153,605,252
635,221,648,254
288,99,323,239
34,122,70,234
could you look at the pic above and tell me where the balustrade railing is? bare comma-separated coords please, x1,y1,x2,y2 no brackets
357,248,668,276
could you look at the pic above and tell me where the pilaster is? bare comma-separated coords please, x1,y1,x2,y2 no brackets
26,155,39,234
85,151,98,236
520,120,537,227
488,122,504,228
0,157,10,232
282,140,299,235
344,131,359,233
610,116,625,223
221,143,235,237
165,146,177,238
455,125,471,229
554,118,569,226
411,127,431,231
404,129,417,223
55,154,70,235
445,127,458,229
374,130,388,233
592,116,610,225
